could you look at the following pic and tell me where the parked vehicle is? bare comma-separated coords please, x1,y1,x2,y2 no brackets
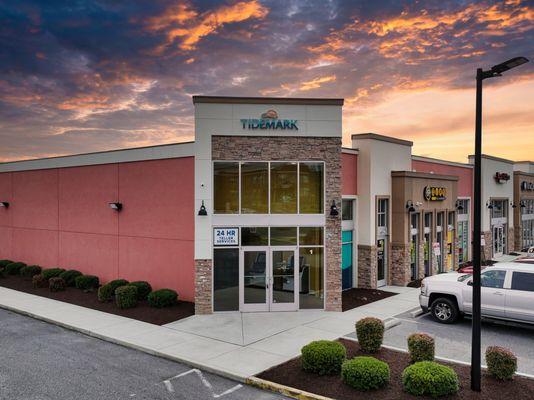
420,263,534,324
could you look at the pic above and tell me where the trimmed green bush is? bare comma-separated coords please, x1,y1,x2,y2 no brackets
115,285,138,309
5,262,27,275
130,281,152,300
0,268,5,279
32,274,48,288
148,288,178,308
341,356,390,391
356,317,384,353
486,346,517,380
301,340,346,376
75,274,99,291
42,268,66,280
402,361,459,397
97,283,114,302
59,270,82,287
408,333,435,363
0,259,14,268
109,279,129,293
20,265,42,280
49,277,66,292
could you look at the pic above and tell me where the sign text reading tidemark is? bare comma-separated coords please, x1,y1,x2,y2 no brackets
240,109,298,130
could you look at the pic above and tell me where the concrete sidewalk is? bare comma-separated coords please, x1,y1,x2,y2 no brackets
0,286,419,380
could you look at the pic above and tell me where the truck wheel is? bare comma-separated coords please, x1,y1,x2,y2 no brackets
431,298,458,324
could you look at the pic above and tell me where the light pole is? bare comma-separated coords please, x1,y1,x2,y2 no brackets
471,56,528,392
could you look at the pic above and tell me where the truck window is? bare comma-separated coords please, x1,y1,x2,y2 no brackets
511,272,534,292
480,270,506,289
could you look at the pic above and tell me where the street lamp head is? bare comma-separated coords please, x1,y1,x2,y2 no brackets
491,57,529,75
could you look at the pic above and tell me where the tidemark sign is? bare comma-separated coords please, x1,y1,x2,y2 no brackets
424,186,447,201
240,110,298,130
522,181,534,191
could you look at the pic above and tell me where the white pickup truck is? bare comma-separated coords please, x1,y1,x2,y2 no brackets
419,262,534,324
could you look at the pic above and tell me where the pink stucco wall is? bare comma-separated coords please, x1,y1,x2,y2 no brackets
341,152,358,195
0,157,195,301
412,160,473,198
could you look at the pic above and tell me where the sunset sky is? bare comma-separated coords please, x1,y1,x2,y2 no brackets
1,0,533,163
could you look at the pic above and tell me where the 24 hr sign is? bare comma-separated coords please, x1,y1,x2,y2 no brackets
213,228,239,246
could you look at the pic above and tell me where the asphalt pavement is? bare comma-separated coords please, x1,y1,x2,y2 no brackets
381,308,534,375
0,309,286,400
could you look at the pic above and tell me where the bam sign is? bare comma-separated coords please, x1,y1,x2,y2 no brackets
240,109,298,130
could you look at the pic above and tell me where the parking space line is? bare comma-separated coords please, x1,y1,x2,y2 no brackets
162,368,243,398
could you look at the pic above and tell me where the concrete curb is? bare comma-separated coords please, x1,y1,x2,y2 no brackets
246,376,334,400
410,308,424,318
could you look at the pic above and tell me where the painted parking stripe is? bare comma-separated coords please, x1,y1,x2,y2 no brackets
162,368,243,398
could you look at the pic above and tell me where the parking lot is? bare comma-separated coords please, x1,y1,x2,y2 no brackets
382,309,534,375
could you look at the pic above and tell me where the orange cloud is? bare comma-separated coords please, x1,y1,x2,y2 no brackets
299,75,337,91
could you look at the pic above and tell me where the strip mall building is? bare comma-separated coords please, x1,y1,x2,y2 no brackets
1,97,532,314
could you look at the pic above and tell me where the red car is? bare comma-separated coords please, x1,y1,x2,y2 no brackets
457,265,487,274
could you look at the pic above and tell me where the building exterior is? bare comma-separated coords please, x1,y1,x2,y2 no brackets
0,96,531,315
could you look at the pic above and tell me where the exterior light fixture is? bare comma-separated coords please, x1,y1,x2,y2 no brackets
0,201,9,208
109,202,122,211
511,202,517,209
406,201,416,213
520,201,526,208
198,200,208,216
455,200,464,211
486,202,494,209
329,200,339,217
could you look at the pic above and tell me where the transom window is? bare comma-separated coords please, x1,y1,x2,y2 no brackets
213,161,324,214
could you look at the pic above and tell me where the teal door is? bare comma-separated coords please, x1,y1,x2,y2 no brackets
342,230,353,290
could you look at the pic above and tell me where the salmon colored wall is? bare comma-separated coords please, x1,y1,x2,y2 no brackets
412,160,473,198
0,157,195,301
341,153,358,195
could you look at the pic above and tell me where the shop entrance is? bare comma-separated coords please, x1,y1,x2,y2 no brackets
493,225,505,258
239,247,298,312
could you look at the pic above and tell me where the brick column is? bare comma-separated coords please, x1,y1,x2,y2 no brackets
195,259,212,314
357,245,377,289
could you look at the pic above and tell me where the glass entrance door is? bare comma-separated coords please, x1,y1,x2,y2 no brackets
240,247,298,312
493,226,504,257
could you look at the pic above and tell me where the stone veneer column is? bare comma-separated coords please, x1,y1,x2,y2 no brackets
390,243,411,286
507,227,515,254
418,242,425,280
482,231,492,261
357,245,377,289
514,226,522,252
195,259,212,314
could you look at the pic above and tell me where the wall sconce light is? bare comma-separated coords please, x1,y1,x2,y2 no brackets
198,200,208,216
520,201,526,208
109,202,122,211
455,200,464,211
406,201,416,213
511,202,517,209
0,201,9,208
329,200,339,217
486,201,494,209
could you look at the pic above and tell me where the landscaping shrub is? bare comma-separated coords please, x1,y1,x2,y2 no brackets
130,281,152,300
407,333,435,363
49,277,66,292
42,268,66,280
0,259,14,268
301,340,346,376
75,275,99,291
97,283,114,302
32,274,48,288
5,262,27,275
148,288,178,308
109,279,129,293
341,356,390,391
0,268,6,278
20,265,42,280
355,317,384,353
115,285,138,309
402,361,459,397
486,346,517,380
59,270,82,287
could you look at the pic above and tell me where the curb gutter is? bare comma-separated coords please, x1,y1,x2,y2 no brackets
246,377,334,400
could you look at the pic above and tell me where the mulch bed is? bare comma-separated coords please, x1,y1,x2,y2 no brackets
0,275,194,325
258,338,534,400
342,288,397,311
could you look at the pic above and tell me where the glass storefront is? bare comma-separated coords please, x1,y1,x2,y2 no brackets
410,213,419,280
424,212,432,276
213,162,239,214
270,162,297,213
213,248,239,311
342,231,353,290
521,199,534,250
241,162,268,214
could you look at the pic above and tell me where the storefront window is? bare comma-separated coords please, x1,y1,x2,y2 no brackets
213,162,239,214
241,162,269,213
241,227,268,246
270,227,297,245
299,247,323,309
299,227,324,245
299,162,324,214
213,248,239,311
342,199,353,221
271,162,297,213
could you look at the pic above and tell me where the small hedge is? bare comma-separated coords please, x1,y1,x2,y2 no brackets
341,356,390,391
356,317,384,353
42,268,66,280
301,340,347,376
402,361,459,397
75,274,99,291
109,279,129,293
32,274,48,288
5,262,27,275
130,281,152,300
408,333,435,363
0,259,14,268
486,346,517,380
20,265,42,280
49,277,66,292
115,285,138,309
97,283,114,302
148,288,178,308
59,270,82,287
